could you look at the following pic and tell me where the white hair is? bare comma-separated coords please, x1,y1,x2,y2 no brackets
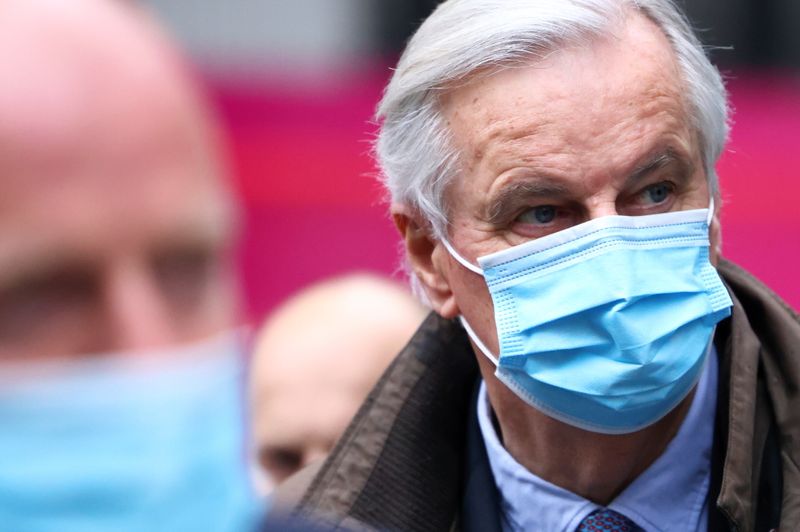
375,0,729,240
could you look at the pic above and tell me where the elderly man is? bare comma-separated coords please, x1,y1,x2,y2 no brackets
250,274,426,488
0,0,260,529
280,1,800,531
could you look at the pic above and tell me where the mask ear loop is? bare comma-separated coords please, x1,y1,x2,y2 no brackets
440,239,484,275
706,197,715,226
440,240,497,365
458,315,499,366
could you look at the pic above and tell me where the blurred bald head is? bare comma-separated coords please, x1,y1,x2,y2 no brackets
251,273,427,484
0,0,237,360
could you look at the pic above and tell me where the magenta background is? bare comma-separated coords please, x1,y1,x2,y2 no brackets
209,70,800,322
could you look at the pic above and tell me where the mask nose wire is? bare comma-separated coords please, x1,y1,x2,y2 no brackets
442,197,713,273
440,238,484,275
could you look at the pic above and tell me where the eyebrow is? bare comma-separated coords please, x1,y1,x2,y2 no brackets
484,146,695,225
486,178,572,224
0,251,93,298
624,147,694,189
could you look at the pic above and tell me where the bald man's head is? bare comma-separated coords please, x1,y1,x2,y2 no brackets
0,0,238,360
250,274,427,485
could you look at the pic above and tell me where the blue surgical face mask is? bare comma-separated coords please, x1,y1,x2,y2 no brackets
442,204,732,434
0,331,264,532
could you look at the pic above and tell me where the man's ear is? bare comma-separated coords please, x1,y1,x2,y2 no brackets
391,205,458,318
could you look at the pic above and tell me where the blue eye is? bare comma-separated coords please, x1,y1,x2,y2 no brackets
519,205,557,225
534,206,556,223
645,183,672,204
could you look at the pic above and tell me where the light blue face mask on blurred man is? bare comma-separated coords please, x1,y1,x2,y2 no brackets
0,331,263,532
443,204,732,434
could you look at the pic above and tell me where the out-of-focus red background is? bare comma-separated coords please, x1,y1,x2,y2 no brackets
206,69,800,320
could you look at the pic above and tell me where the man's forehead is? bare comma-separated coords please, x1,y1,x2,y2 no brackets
0,0,208,170
0,0,232,261
0,105,229,247
439,13,687,159
0,109,217,204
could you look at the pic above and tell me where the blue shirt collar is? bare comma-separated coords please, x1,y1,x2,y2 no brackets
477,346,718,531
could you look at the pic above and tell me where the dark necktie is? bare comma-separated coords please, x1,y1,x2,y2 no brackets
576,508,643,531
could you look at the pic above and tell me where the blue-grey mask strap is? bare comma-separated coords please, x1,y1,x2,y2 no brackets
706,197,715,226
440,238,484,276
458,315,499,366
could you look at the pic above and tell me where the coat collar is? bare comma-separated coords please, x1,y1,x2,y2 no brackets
714,260,800,532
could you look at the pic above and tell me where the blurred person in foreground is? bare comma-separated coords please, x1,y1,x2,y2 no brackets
250,273,426,491
278,1,800,531
0,0,261,530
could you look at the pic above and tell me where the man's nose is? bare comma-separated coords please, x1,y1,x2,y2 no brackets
584,198,620,221
102,258,176,353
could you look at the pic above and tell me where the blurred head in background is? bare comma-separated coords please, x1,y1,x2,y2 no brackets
0,0,238,361
250,273,427,486
0,1,259,530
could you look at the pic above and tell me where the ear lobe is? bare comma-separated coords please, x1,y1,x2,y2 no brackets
391,207,458,318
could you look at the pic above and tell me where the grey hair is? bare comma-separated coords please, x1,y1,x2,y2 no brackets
375,0,729,240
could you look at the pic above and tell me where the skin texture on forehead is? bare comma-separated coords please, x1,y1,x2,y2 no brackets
0,0,237,359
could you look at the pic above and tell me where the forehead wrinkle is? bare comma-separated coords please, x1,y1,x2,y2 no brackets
475,116,548,165
571,67,687,143
467,125,573,209
567,81,693,182
441,72,554,163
